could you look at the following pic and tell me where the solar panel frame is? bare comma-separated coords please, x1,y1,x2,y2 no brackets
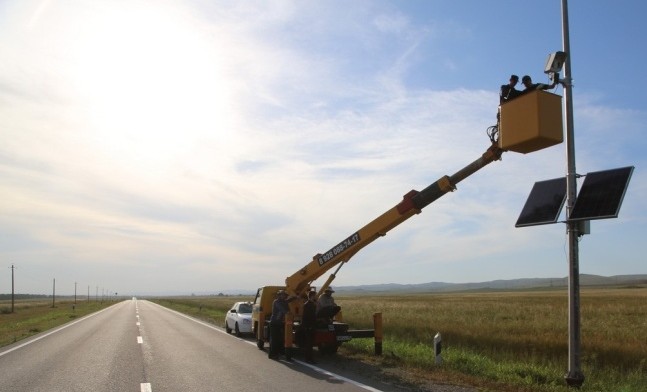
515,177,567,227
569,166,634,221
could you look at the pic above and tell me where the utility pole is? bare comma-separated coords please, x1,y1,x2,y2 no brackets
10,264,15,313
74,281,77,304
88,285,90,302
561,0,585,387
52,278,56,308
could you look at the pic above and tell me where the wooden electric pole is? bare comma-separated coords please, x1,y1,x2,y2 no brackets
10,264,15,313
51,278,56,308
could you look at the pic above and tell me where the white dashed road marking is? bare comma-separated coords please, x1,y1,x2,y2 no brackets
136,302,151,391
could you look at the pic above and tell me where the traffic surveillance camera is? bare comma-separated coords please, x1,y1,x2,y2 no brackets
544,51,567,74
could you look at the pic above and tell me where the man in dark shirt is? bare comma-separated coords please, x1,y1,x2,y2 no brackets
500,74,520,104
301,291,317,363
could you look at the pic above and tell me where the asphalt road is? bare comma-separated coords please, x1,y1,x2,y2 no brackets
0,299,394,392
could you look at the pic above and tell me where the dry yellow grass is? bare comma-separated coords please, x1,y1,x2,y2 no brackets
338,288,647,368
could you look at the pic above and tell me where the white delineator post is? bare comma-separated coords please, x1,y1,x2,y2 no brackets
434,332,442,365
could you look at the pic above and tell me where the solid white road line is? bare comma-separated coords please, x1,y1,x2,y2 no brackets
147,301,385,392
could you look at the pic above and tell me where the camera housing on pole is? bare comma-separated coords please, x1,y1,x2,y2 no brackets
544,51,568,85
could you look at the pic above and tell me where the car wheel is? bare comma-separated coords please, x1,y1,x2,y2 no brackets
225,321,232,334
235,322,241,337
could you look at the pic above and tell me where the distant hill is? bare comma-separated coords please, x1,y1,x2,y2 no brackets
333,274,647,294
40,274,642,298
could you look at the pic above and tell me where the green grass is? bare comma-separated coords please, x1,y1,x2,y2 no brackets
0,298,116,347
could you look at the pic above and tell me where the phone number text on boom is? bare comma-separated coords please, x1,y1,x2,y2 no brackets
318,232,361,266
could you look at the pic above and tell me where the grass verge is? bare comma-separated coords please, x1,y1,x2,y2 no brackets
150,297,232,326
0,299,116,347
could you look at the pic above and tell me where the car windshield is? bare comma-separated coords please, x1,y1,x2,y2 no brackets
238,303,252,314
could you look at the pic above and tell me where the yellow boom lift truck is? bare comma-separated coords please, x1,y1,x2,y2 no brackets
252,88,564,356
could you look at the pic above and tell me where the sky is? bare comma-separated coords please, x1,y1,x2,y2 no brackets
1,0,646,296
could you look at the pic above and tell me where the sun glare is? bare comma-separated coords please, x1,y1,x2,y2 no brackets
66,3,234,171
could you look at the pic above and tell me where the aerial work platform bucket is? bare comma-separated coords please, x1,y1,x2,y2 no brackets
498,90,563,154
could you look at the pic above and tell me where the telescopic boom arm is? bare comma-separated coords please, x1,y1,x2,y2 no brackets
284,142,505,297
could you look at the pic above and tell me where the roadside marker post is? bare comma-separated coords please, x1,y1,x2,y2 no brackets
434,332,442,365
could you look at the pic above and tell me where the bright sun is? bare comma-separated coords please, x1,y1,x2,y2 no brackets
66,2,234,170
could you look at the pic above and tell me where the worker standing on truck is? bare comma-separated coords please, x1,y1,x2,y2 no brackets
301,291,318,364
268,290,293,360
316,287,341,320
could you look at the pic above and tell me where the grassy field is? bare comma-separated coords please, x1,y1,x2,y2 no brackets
338,287,647,391
151,286,647,392
0,298,117,347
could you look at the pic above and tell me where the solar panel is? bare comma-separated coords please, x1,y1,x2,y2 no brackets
515,177,567,227
569,166,634,221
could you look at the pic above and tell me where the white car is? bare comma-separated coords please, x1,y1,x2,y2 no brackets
224,302,253,336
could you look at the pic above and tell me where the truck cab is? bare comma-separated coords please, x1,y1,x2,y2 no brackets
251,286,283,349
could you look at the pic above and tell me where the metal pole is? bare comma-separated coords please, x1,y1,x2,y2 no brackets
561,0,585,387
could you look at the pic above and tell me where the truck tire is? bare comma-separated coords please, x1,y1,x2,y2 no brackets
317,343,338,355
